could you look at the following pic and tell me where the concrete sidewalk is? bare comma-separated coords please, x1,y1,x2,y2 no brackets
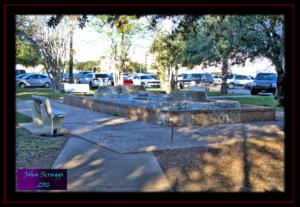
51,137,171,192
16,98,284,191
16,98,172,192
17,100,284,153
17,98,284,154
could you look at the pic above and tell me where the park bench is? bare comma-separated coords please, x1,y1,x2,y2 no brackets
32,95,67,136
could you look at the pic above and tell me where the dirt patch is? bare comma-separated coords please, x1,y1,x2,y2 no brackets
153,137,284,192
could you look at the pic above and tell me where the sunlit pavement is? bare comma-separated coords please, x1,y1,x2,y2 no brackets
16,98,284,191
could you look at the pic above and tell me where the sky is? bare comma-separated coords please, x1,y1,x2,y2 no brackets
72,18,155,64
59,16,277,76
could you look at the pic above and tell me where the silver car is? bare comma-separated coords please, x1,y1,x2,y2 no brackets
16,73,52,88
78,73,112,89
16,73,28,82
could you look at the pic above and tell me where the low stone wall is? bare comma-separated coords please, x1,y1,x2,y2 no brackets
94,85,146,98
169,90,208,102
63,94,276,127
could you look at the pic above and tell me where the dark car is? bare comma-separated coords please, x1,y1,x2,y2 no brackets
179,73,214,89
244,81,253,90
251,72,277,95
16,69,26,76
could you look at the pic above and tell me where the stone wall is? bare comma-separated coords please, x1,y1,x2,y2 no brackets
63,94,276,127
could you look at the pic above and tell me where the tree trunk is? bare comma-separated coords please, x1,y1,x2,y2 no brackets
69,16,74,83
166,68,172,93
220,56,229,94
51,77,61,94
173,64,179,90
276,69,285,107
272,58,285,107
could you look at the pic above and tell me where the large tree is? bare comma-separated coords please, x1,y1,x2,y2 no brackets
242,15,285,106
183,15,256,94
92,15,150,85
48,15,89,83
182,15,285,105
150,16,186,92
17,15,70,93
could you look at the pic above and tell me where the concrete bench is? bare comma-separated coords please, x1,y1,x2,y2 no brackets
63,83,90,93
32,95,67,136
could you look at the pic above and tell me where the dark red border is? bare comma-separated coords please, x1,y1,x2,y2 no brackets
4,3,295,204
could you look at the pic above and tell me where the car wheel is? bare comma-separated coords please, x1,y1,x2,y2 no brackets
251,89,258,95
44,82,50,88
272,90,276,96
19,82,25,88
179,82,183,89
228,83,234,89
89,82,93,89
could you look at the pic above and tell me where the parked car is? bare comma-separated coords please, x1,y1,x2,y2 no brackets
78,73,112,89
213,75,222,85
226,74,253,89
16,73,28,82
16,69,26,76
123,76,133,85
178,73,214,89
16,73,51,88
251,72,277,95
73,71,92,83
130,74,161,88
177,74,187,82
75,71,92,78
244,81,253,90
63,73,69,82
150,75,159,80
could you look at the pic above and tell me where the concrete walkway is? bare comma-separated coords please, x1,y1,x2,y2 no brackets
16,98,172,192
16,98,284,191
17,98,284,153
51,137,171,192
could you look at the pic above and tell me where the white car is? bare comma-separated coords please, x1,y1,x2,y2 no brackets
226,74,253,89
130,74,161,88
78,73,112,89
213,75,222,84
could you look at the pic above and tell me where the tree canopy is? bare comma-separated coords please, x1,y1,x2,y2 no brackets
16,36,40,67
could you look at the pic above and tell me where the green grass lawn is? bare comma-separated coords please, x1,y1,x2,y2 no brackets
206,91,245,96
16,112,32,123
218,96,278,106
16,88,96,100
16,112,67,169
218,96,283,111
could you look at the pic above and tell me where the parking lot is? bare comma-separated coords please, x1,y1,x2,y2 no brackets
228,87,274,96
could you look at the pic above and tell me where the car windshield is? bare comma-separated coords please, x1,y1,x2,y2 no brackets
186,74,202,79
141,76,152,79
96,74,108,78
227,74,233,79
17,74,26,78
255,73,277,80
83,73,93,78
